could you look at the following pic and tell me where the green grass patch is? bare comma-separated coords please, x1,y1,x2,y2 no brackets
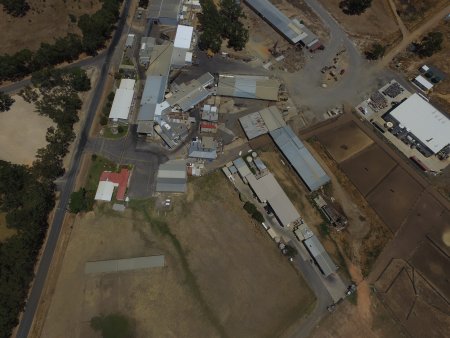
86,154,117,192
90,313,133,338
102,125,128,139
347,291,357,305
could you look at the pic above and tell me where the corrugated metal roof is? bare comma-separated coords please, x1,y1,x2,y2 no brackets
85,255,165,274
304,236,337,277
270,126,330,191
239,111,269,139
244,0,308,44
148,0,182,19
246,173,300,226
94,181,117,201
138,76,168,122
109,79,135,120
174,25,193,49
233,157,252,178
259,106,285,131
167,74,213,112
217,74,279,100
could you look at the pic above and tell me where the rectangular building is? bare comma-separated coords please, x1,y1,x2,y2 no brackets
167,73,214,111
156,160,187,193
244,0,318,46
174,25,194,49
386,93,450,155
217,74,280,101
270,126,330,191
303,235,337,277
148,0,182,26
108,79,136,122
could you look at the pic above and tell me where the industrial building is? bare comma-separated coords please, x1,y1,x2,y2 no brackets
108,79,136,122
156,160,187,193
148,0,182,26
137,76,168,135
94,169,130,202
188,137,217,160
270,126,330,191
383,93,450,156
139,37,156,66
217,74,280,101
166,72,214,111
125,34,135,48
247,173,301,227
174,25,194,49
239,106,285,139
303,235,337,277
201,104,219,122
244,0,321,48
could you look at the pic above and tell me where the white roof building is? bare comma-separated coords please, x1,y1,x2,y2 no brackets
413,75,434,91
109,79,136,121
174,25,194,49
94,181,118,201
389,94,450,154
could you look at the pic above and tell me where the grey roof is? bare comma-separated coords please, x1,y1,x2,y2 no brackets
239,111,269,139
217,74,280,100
85,255,165,274
270,126,330,191
156,160,187,192
137,121,154,134
147,44,173,77
167,74,213,112
254,158,267,171
303,236,337,277
233,157,252,178
188,140,217,159
148,0,182,20
138,76,168,122
244,0,308,44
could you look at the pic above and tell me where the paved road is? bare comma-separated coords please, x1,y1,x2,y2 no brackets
14,1,132,337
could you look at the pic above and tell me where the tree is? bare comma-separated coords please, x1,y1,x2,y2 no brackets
415,31,443,58
365,42,385,60
68,68,91,92
339,0,372,15
69,188,89,213
0,0,30,17
0,91,14,112
251,211,264,223
90,313,133,338
243,201,257,215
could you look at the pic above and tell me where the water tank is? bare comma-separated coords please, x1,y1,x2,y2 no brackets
246,156,253,163
252,152,257,158
385,121,394,129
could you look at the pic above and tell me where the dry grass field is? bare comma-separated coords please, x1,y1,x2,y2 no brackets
394,0,449,30
318,0,401,49
0,0,102,54
0,95,54,165
40,172,315,337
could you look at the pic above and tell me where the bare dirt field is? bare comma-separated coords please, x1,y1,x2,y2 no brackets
40,172,315,337
0,95,54,165
367,166,424,232
340,144,397,196
394,0,449,30
318,0,401,49
316,121,374,163
0,0,102,54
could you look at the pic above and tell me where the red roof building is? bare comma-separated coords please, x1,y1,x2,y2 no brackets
99,168,130,201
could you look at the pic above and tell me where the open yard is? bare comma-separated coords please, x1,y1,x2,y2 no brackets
394,0,449,30
0,95,54,165
318,0,400,49
0,0,102,54
39,172,315,337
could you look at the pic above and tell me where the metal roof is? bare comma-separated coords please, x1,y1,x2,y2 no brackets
138,76,168,122
148,0,182,20
174,25,193,49
389,94,450,154
85,255,165,274
125,34,135,47
259,106,286,131
167,73,213,112
109,79,135,121
94,181,117,201
246,173,301,226
156,160,187,192
147,44,173,77
303,236,337,277
244,0,308,44
270,126,330,191
217,74,280,100
239,111,269,139
233,157,252,178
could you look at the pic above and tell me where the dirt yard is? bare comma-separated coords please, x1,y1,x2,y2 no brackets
0,95,54,165
39,173,315,337
394,0,449,30
0,0,102,54
318,0,401,49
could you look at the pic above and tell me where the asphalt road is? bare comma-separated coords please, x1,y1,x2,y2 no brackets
14,1,132,337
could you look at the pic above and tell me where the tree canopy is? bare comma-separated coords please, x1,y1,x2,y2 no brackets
365,42,385,60
0,0,30,17
415,31,443,58
0,91,15,112
339,0,372,15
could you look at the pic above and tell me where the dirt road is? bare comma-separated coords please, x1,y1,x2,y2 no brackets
377,4,450,69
